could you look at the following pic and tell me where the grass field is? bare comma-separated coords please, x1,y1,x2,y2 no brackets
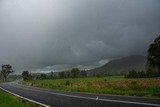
21,76,160,98
0,91,42,107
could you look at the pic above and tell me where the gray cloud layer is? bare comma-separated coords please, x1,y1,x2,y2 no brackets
0,0,160,72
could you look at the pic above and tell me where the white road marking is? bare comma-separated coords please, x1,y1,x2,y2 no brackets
0,87,50,107
2,83,160,107
96,97,99,101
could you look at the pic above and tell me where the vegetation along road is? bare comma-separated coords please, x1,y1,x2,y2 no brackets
21,76,160,98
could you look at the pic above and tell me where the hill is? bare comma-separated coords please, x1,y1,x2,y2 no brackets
89,55,146,75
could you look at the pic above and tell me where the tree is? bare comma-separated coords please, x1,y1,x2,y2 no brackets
22,71,31,81
146,67,158,77
0,73,2,79
147,35,160,73
125,70,138,78
50,71,53,79
80,70,87,77
1,64,14,81
71,68,80,78
40,73,47,80
58,72,65,78
65,71,70,78
137,70,146,78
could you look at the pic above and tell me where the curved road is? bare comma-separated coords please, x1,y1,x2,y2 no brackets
0,82,160,107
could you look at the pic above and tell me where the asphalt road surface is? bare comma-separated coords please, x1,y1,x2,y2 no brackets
0,82,160,107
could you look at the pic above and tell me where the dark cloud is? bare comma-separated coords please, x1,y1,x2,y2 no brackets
0,0,160,72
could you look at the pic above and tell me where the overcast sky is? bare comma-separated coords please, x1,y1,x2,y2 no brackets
0,0,160,72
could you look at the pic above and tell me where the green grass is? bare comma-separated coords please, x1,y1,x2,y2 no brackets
21,76,160,98
0,91,42,107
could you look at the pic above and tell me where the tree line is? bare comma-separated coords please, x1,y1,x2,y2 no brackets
125,68,160,78
22,68,87,81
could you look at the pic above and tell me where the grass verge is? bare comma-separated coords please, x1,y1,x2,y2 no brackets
20,76,160,98
0,90,42,107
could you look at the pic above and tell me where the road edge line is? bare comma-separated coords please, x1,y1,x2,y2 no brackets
0,87,50,107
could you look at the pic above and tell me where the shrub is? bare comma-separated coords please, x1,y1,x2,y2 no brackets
137,70,146,78
125,70,138,78
66,81,70,86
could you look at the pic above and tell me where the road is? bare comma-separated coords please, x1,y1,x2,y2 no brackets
0,82,160,107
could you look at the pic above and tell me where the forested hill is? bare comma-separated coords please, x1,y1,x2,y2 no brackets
89,55,146,75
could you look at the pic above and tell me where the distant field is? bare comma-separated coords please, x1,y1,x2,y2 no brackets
21,76,160,98
0,91,41,107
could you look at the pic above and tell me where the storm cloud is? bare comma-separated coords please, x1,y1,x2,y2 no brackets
0,0,160,72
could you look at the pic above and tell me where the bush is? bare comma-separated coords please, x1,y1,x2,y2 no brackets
146,67,159,77
137,70,146,78
125,70,138,78
66,81,70,86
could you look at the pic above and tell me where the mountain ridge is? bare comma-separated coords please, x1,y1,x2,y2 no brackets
89,55,146,75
